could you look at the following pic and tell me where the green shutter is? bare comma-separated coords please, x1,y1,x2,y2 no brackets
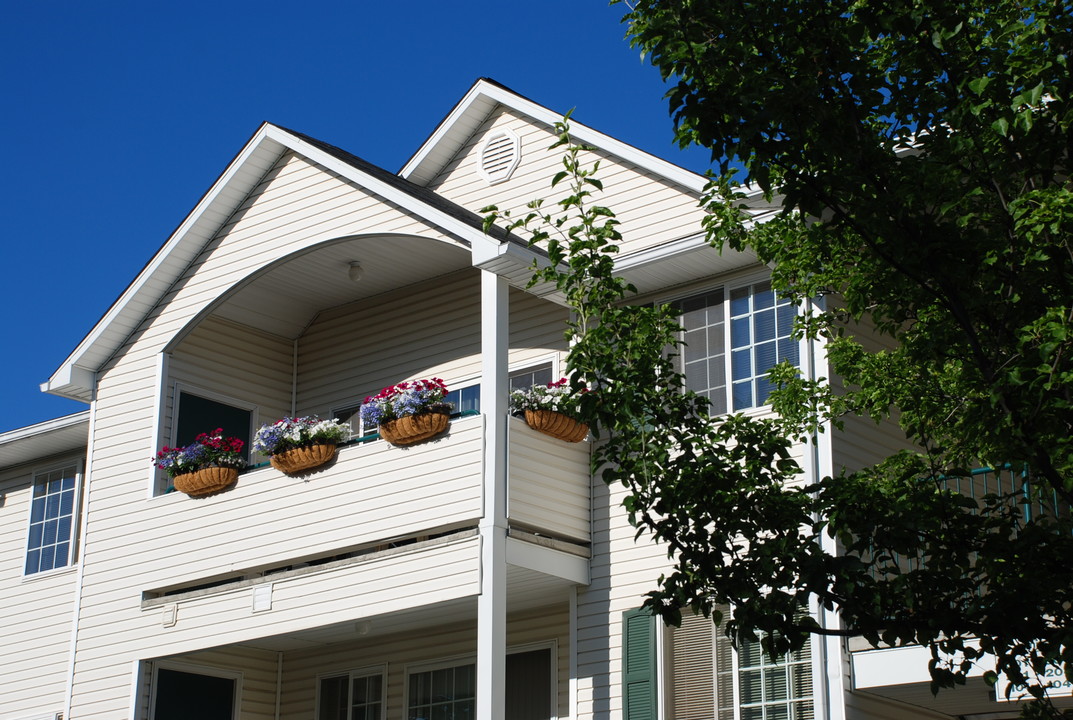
623,609,658,720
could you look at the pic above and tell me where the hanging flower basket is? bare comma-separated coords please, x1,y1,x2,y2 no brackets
269,443,337,474
524,409,589,443
378,412,450,446
172,466,239,497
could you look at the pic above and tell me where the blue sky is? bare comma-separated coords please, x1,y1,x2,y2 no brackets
0,1,713,433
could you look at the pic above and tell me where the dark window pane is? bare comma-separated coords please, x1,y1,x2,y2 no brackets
708,323,725,357
685,361,708,394
730,287,750,316
154,668,235,720
683,329,708,363
43,519,57,545
41,545,58,571
60,489,75,516
731,349,752,382
753,281,775,309
754,309,776,343
731,317,751,349
755,341,778,377
733,381,753,410
54,542,70,567
176,392,251,461
779,338,800,366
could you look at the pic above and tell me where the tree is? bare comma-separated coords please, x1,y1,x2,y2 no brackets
488,0,1073,714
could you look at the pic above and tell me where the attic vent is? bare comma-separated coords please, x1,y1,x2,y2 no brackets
478,129,521,185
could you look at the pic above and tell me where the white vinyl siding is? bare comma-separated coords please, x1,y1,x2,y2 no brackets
66,148,484,716
0,459,82,720
296,271,482,417
299,277,567,422
507,416,591,542
281,605,569,720
426,108,709,257
826,312,917,474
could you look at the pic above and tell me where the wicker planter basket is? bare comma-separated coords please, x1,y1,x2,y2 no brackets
270,443,337,474
172,466,239,497
379,412,450,446
524,409,589,443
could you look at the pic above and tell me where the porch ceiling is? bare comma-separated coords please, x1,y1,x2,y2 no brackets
212,234,472,339
234,564,577,652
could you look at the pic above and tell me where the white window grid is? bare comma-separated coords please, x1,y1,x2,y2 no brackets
25,464,79,575
675,277,799,414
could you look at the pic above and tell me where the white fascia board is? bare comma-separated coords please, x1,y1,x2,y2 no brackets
470,233,548,269
401,79,709,194
852,644,987,689
0,411,90,447
615,232,712,272
505,536,590,585
45,124,288,399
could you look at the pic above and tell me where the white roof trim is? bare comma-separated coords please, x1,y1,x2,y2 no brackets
44,123,521,402
401,79,708,193
0,411,90,447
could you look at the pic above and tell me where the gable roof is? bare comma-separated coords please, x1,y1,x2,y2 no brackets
43,123,538,404
400,78,708,194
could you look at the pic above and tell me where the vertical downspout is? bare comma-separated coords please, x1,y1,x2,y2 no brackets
569,587,579,720
64,391,98,720
274,651,283,720
291,339,299,416
476,270,509,720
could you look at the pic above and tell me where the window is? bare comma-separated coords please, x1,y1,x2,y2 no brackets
403,647,553,720
151,663,240,720
509,363,554,392
174,390,252,461
677,279,798,414
318,668,384,720
443,384,481,415
668,610,814,720
25,464,79,575
407,662,475,720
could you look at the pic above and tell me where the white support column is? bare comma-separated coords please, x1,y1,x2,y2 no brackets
478,269,509,720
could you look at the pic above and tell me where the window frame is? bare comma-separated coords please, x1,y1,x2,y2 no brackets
148,659,243,720
665,607,816,720
663,271,803,416
153,382,258,496
314,664,387,720
401,641,559,720
22,460,82,578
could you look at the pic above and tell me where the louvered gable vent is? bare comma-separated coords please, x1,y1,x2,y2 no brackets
478,129,521,185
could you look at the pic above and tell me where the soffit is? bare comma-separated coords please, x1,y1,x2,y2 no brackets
234,565,573,652
0,411,89,471
211,235,473,339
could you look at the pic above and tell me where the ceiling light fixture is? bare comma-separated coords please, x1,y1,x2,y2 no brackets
347,261,364,283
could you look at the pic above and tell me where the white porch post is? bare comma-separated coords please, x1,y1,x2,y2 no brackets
478,269,509,720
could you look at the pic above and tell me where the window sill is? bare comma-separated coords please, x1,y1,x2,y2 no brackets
21,563,77,583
